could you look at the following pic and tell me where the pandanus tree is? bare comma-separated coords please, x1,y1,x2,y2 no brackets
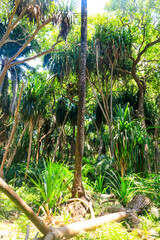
87,22,132,158
0,0,78,88
43,34,81,82
21,75,47,178
113,104,149,176
54,97,70,162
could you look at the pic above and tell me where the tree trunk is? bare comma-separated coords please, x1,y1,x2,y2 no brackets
132,64,146,127
52,107,70,163
10,69,18,114
0,63,9,88
25,118,33,179
110,64,114,157
154,97,160,173
36,120,41,165
0,83,24,178
1,74,9,109
120,159,125,177
70,123,76,161
136,87,145,126
72,0,87,198
6,123,29,171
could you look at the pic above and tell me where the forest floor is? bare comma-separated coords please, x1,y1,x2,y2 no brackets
0,185,160,240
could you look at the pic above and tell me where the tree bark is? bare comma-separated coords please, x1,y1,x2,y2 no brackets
10,68,18,113
6,123,29,171
70,123,76,161
154,96,160,173
110,64,114,157
25,118,33,179
36,120,41,165
72,0,87,198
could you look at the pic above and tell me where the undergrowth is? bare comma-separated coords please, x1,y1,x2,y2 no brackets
0,175,160,239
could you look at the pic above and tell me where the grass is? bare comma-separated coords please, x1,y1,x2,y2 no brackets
0,184,41,239
0,215,38,240
75,222,141,240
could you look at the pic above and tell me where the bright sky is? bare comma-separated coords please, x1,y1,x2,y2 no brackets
87,0,106,15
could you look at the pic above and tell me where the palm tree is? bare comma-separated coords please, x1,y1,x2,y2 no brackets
43,0,80,82
72,0,87,198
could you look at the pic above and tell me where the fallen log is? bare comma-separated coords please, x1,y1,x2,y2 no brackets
38,211,128,240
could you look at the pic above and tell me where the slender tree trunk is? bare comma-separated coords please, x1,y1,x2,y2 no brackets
120,160,125,177
0,83,24,178
36,120,41,165
70,123,76,161
10,69,18,113
25,118,33,179
52,107,70,163
58,132,64,161
154,97,160,173
110,64,114,157
132,65,146,127
137,88,145,125
72,0,87,198
0,63,9,88
6,123,29,171
2,74,9,109
132,65,150,173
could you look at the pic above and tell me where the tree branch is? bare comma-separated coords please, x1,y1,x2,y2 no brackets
135,37,160,65
4,36,30,45
9,39,61,68
87,76,110,125
115,68,132,75
0,0,36,49
8,17,53,64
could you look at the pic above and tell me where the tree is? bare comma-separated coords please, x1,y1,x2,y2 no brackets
72,0,87,198
21,75,48,178
105,0,160,127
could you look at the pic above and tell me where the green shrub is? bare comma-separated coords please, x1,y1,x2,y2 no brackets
30,160,73,211
105,171,137,206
